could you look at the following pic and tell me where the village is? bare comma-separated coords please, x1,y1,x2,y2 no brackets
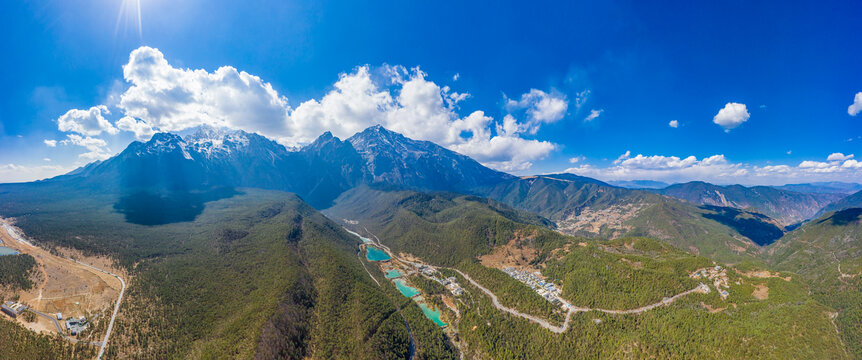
502,267,572,310
690,265,731,299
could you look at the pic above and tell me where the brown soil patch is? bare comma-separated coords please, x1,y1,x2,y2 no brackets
752,284,769,300
442,296,458,317
1,219,123,337
700,302,726,313
739,270,791,281
478,233,539,271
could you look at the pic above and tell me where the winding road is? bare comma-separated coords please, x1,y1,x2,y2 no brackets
350,224,710,334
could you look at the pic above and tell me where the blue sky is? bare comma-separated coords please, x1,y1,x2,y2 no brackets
1,0,860,184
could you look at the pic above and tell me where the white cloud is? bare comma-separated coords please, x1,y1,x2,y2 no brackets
584,109,603,122
827,152,854,162
57,105,119,136
848,92,862,116
563,152,862,185
668,120,678,128
72,47,562,171
452,73,460,81
613,150,631,164
43,139,57,147
569,156,585,164
60,134,112,161
116,116,156,141
43,158,51,162
119,46,291,138
505,89,569,133
713,102,749,131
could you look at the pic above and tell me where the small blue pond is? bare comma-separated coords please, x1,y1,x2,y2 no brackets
384,269,402,279
365,246,391,261
0,246,19,256
418,303,447,327
393,279,420,298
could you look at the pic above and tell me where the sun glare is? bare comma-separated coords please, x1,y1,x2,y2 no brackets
114,0,143,41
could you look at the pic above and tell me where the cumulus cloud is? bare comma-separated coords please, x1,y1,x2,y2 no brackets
54,47,565,171
584,109,603,122
563,152,862,185
119,46,290,138
505,89,569,134
827,152,854,162
713,102,749,131
57,105,119,136
43,139,57,147
569,156,585,164
668,120,678,128
849,92,862,116
116,116,156,141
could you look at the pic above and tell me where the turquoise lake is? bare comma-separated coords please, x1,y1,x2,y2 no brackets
365,246,391,261
384,269,402,279
393,279,420,298
0,246,18,256
418,303,447,327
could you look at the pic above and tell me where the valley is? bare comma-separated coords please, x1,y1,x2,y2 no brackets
0,125,858,359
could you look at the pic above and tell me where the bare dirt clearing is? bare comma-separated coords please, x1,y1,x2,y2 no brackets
752,284,769,300
478,234,540,272
0,219,124,337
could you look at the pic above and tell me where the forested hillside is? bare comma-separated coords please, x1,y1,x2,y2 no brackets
476,174,779,263
0,186,456,359
327,186,850,359
768,208,862,357
655,181,844,225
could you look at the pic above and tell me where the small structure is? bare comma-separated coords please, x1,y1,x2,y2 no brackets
56,312,63,320
65,317,89,336
1,301,26,318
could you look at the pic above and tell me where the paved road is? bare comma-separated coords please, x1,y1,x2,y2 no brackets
72,259,126,360
350,224,708,334
447,267,708,333
365,224,702,353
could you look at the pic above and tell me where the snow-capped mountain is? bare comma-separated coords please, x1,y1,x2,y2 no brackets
347,125,513,191
46,124,513,208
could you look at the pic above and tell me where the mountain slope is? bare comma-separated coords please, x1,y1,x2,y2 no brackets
816,190,862,217
0,187,457,359
476,174,781,263
773,182,862,195
325,186,849,359
347,125,514,191
654,181,844,225
41,125,512,209
768,208,862,357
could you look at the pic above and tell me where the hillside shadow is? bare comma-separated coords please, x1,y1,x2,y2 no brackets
820,208,862,226
699,205,785,246
114,187,241,225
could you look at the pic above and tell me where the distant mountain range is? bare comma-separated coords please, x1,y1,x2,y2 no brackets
651,181,845,226
773,182,862,195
